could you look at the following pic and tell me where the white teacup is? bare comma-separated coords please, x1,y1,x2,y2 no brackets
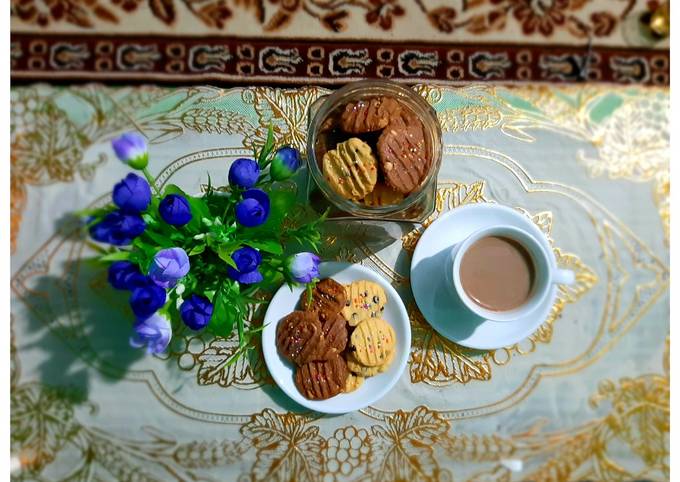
445,225,575,322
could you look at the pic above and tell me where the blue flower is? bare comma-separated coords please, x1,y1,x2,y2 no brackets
235,189,270,227
228,158,260,189
129,313,172,354
159,194,192,226
112,132,148,170
129,279,167,319
226,246,263,284
148,247,190,288
89,210,145,246
108,261,146,290
180,294,213,331
112,173,151,213
284,252,321,283
270,146,301,181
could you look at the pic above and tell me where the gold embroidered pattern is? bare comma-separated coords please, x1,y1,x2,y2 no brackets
242,86,328,153
402,180,487,253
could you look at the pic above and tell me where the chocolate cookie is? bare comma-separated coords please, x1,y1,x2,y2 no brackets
322,312,348,355
300,278,347,322
322,138,378,200
339,96,402,134
276,311,324,365
295,356,348,400
377,115,430,194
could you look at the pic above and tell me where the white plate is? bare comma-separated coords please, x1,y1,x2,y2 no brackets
410,203,557,350
262,262,411,414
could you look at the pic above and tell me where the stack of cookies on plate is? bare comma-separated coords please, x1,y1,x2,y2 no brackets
319,95,431,206
275,278,396,400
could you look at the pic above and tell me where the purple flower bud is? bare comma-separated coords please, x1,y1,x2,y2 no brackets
159,194,192,226
108,261,146,290
148,247,190,288
226,246,263,284
235,189,270,227
180,294,213,331
112,132,148,170
270,146,301,181
129,313,172,354
89,210,145,246
129,280,167,320
285,252,321,283
228,158,260,189
112,173,151,213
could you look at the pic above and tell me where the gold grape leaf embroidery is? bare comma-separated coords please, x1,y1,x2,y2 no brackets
242,86,328,153
369,406,451,482
10,383,80,471
402,181,487,252
197,338,269,388
181,108,256,136
409,304,491,385
438,106,502,133
240,409,325,482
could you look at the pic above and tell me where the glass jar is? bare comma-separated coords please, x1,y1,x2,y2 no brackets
306,80,442,222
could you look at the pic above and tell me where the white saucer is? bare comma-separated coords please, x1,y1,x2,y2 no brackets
262,262,411,414
410,203,557,350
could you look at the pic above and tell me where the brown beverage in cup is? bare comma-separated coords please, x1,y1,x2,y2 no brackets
459,236,536,312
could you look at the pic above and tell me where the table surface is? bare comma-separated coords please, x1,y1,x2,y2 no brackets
10,83,669,481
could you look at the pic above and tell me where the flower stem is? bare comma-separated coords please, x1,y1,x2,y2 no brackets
142,167,161,196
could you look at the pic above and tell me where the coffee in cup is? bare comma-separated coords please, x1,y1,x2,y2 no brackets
459,235,536,312
446,224,575,323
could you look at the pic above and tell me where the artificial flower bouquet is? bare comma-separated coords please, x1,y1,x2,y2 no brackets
82,128,326,363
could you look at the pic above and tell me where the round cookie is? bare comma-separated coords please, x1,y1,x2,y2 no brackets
322,138,378,200
321,312,348,356
344,373,365,393
342,280,387,327
339,96,401,133
301,278,347,322
362,184,405,207
276,311,324,365
349,318,396,367
377,114,430,194
346,349,395,377
295,356,348,400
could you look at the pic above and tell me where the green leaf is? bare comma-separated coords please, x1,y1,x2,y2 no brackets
243,238,283,255
258,124,275,166
99,251,132,262
211,290,235,335
217,243,240,269
188,244,206,256
143,229,174,247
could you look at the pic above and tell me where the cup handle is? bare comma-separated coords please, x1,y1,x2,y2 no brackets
553,268,575,286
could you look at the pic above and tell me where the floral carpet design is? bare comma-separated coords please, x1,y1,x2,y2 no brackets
10,0,669,84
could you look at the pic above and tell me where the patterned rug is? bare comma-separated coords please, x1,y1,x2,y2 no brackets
11,0,670,85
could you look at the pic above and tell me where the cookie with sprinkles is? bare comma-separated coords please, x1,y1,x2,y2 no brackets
276,311,325,365
343,372,365,393
295,355,348,400
300,278,347,322
349,318,395,367
342,280,387,326
322,138,378,200
346,349,395,377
